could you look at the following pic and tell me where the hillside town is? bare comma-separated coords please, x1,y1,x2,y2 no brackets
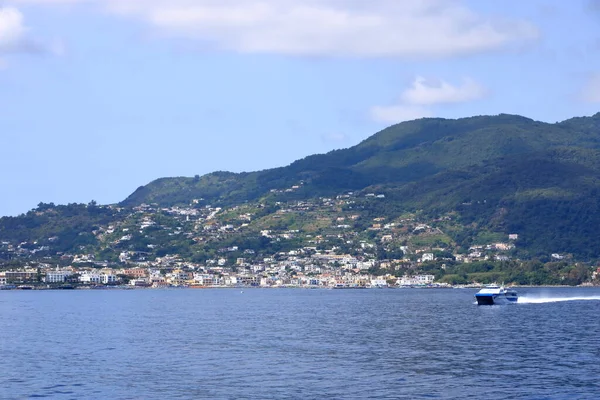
0,263,438,289
2,186,594,288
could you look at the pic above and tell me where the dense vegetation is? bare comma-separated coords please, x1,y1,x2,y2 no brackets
0,202,122,253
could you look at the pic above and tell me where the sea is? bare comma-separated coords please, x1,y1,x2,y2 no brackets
2,287,600,399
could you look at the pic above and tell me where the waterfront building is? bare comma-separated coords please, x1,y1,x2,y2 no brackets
43,271,73,283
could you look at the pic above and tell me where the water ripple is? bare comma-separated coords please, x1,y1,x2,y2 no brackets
1,288,600,399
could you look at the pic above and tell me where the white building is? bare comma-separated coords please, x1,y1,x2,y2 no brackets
370,278,388,287
43,270,73,283
224,276,237,286
79,273,102,284
129,278,149,286
398,274,436,286
421,253,435,262
415,274,435,284
193,273,221,286
102,274,118,284
167,270,190,286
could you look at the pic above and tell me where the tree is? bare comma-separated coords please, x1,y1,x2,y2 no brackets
36,202,56,211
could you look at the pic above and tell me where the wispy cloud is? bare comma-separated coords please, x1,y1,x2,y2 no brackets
0,7,27,53
580,73,600,103
8,0,539,58
401,76,486,106
370,76,487,123
0,6,63,58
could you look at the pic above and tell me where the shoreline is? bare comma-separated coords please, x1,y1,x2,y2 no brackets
2,283,599,291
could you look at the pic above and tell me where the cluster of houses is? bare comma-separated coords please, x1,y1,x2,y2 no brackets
0,264,438,289
0,188,539,290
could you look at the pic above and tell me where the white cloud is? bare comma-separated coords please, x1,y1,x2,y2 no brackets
0,6,60,55
0,7,27,53
8,0,539,58
370,76,487,123
401,76,486,105
581,73,600,103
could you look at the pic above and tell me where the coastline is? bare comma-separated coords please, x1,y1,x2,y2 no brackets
2,283,598,291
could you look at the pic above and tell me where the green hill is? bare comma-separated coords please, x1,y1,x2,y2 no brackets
123,113,600,205
119,112,600,258
2,112,600,261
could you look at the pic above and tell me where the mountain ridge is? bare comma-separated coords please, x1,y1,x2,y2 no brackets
121,112,600,206
2,112,600,264
117,112,600,259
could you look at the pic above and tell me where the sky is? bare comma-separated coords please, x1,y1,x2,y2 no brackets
0,0,599,217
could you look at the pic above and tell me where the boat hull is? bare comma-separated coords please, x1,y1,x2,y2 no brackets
475,293,518,305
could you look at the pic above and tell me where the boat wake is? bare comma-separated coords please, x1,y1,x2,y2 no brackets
518,296,600,304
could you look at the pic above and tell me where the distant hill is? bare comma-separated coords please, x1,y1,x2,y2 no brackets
119,113,600,258
123,113,600,205
2,112,600,261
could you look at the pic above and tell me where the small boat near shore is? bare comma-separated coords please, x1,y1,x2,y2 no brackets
475,284,518,305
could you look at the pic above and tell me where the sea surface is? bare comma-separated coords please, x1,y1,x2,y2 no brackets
2,287,600,399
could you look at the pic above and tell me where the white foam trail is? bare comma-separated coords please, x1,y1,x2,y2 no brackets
518,296,600,304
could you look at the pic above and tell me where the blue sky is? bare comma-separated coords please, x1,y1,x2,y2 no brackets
0,0,599,217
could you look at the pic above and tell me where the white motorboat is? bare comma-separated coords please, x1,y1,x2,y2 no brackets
475,284,518,305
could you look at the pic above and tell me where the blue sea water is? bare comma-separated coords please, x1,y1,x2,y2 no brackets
1,287,600,399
